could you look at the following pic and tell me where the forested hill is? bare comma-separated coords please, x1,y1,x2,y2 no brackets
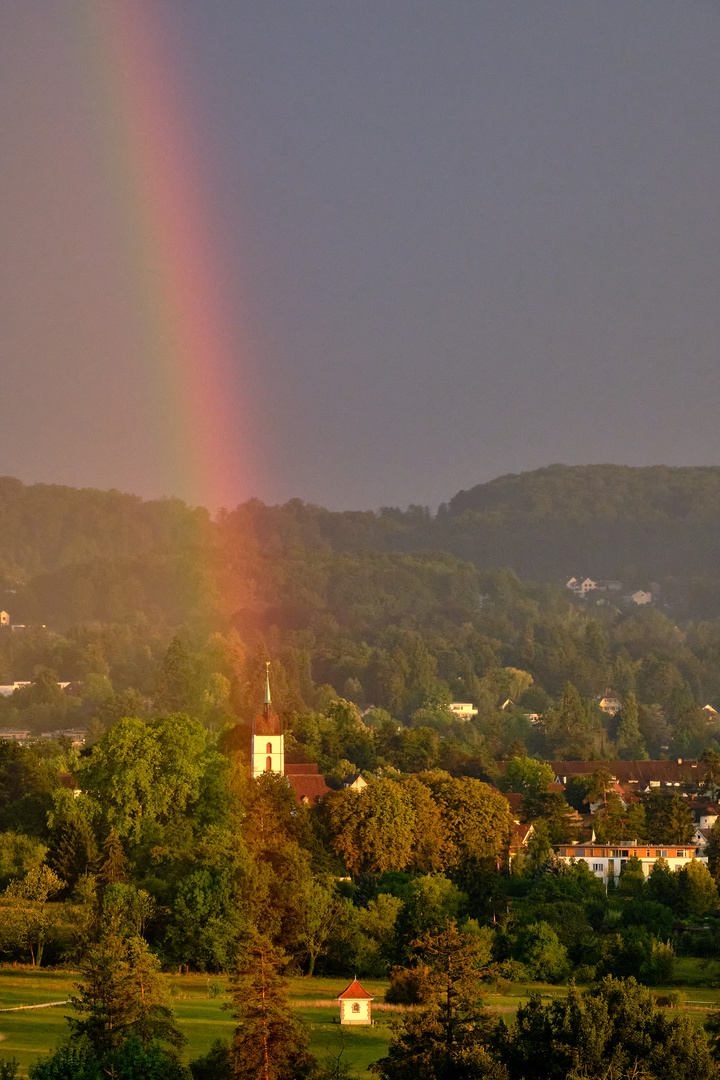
0,475,209,578
432,464,720,582
4,464,720,629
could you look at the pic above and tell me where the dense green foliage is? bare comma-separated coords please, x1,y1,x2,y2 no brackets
6,471,720,1073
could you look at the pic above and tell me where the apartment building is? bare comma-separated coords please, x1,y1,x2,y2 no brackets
556,840,707,884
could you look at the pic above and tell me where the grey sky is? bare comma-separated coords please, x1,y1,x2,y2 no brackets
1,2,719,512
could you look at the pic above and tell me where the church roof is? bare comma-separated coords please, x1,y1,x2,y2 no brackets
285,769,329,805
338,979,373,1000
253,710,282,736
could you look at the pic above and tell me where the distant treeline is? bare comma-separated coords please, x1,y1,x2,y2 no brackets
6,465,720,631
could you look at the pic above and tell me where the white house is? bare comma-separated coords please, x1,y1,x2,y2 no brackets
449,702,478,720
567,577,598,596
598,691,622,716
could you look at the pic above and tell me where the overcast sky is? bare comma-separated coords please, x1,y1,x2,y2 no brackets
1,2,720,513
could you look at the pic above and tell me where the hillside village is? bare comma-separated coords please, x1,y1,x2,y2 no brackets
3,473,720,1073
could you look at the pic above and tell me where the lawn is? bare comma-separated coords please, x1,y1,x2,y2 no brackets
1,966,717,1077
0,969,392,1078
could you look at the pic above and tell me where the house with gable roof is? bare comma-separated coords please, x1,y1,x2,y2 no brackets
338,978,373,1025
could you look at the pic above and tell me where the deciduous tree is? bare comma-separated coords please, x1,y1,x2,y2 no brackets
2,865,64,965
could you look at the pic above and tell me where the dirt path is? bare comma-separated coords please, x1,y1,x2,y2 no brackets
0,1000,69,1012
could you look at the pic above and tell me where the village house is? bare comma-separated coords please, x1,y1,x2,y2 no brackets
343,771,368,792
692,827,712,854
549,759,702,791
622,590,652,606
448,702,478,719
686,799,720,830
0,682,30,698
38,728,86,747
284,763,330,805
566,577,598,596
702,705,719,727
556,840,707,884
597,690,622,716
510,821,535,857
0,729,30,743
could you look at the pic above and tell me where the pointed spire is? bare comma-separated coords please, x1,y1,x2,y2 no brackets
264,661,272,707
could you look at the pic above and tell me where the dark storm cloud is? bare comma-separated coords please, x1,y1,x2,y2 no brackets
1,2,719,510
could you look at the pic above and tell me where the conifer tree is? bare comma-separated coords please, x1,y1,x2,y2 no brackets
46,813,98,895
155,636,198,713
615,693,646,760
372,922,502,1080
69,914,183,1057
229,935,316,1080
96,827,127,890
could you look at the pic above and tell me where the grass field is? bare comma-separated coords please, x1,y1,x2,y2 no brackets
0,969,392,1078
0,965,718,1077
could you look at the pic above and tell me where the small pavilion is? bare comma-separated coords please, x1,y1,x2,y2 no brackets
338,978,373,1025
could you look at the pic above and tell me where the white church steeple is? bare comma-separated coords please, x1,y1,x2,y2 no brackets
251,662,284,778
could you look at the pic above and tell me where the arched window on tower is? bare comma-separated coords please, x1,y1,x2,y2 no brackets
266,742,273,754
266,756,272,771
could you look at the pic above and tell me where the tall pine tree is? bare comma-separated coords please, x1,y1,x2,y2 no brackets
229,936,316,1080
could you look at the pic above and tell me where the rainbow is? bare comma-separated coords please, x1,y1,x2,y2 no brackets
76,0,246,513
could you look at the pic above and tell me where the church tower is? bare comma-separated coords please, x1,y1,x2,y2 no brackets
251,662,284,778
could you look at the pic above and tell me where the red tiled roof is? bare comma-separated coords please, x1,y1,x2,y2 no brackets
253,711,282,736
338,979,373,1000
550,760,701,785
512,823,533,844
285,772,329,806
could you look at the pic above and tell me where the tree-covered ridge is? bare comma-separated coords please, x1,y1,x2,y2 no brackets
0,475,209,581
8,466,720,629
449,463,720,520
436,464,720,583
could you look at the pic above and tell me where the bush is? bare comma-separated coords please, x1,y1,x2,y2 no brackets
496,960,528,983
640,940,675,986
653,989,683,1008
189,1040,231,1080
510,922,571,983
384,964,433,1004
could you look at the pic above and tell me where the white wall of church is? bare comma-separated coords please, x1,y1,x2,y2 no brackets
251,734,284,778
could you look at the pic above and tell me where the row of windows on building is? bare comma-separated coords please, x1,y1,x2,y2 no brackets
562,847,691,859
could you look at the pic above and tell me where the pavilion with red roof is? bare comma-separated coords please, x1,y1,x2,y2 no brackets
338,978,373,1025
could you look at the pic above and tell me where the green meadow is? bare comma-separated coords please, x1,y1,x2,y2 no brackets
1,966,719,1077
0,969,393,1078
